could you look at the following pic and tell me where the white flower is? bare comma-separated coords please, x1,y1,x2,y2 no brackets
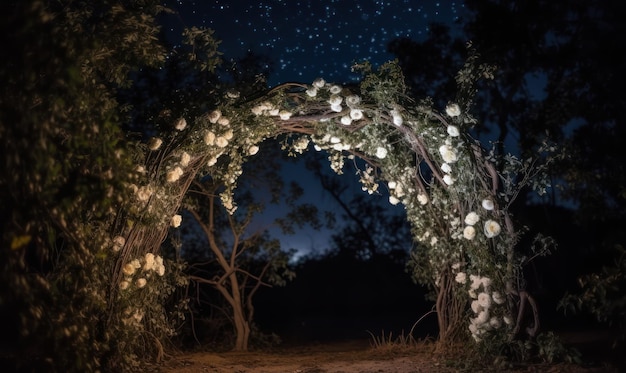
476,309,490,324
312,78,325,88
390,109,403,126
445,103,461,117
375,146,388,159
464,212,480,226
175,117,187,131
350,108,363,120
470,274,482,290
113,236,125,252
330,136,341,144
136,185,152,202
389,195,400,205
481,277,492,289
207,156,218,167
477,292,492,309
180,151,191,167
447,125,460,137
484,220,501,238
119,280,130,290
440,163,451,174
131,259,141,269
148,137,162,151
443,174,454,185
490,317,502,329
492,291,506,305
328,95,343,106
482,199,495,210
251,105,265,116
330,104,343,112
438,144,458,163
208,110,221,123
417,193,429,205
171,214,182,228
329,85,342,94
279,110,292,120
157,264,165,276
215,136,229,148
269,108,280,116
144,253,155,271
430,236,438,246
346,95,361,107
122,263,136,276
503,315,513,325
455,272,467,284
306,87,318,97
248,145,259,155
388,181,397,189
469,323,479,335
340,115,352,125
223,129,233,140
217,117,230,126
471,300,482,313
166,167,184,183
204,131,216,146
463,226,476,240
136,278,147,288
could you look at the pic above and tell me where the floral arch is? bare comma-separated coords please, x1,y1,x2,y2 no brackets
113,58,553,353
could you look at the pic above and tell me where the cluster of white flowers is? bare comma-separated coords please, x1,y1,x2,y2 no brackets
119,252,166,291
306,78,366,125
112,236,125,253
291,136,310,154
122,307,144,327
250,101,292,120
358,166,379,195
454,272,511,342
460,199,501,241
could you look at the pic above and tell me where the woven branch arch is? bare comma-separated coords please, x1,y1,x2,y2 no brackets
114,60,547,345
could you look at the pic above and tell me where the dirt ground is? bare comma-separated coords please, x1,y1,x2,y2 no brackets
157,338,619,373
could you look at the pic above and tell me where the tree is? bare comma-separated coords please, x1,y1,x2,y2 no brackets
0,1,172,371
182,142,320,351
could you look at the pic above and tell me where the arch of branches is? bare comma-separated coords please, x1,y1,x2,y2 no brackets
113,59,552,349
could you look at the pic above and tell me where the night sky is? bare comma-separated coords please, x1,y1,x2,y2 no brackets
161,1,466,258
163,0,465,85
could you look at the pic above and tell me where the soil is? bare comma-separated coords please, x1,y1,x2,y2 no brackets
157,338,619,373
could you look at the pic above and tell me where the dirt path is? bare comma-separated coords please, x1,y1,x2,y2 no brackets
157,339,617,373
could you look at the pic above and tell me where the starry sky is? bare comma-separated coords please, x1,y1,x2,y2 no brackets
163,0,465,85
161,0,466,258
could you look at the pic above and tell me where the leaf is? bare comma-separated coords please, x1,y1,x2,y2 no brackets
11,235,31,250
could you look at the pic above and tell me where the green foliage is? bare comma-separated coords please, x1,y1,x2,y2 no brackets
0,0,204,371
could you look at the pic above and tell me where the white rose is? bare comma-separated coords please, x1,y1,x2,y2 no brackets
482,199,495,210
208,110,221,123
175,117,187,131
312,78,325,88
375,147,388,159
484,220,501,238
445,103,461,117
464,212,480,226
148,137,162,151
171,214,182,228
447,125,460,137
438,144,458,163
463,226,476,240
